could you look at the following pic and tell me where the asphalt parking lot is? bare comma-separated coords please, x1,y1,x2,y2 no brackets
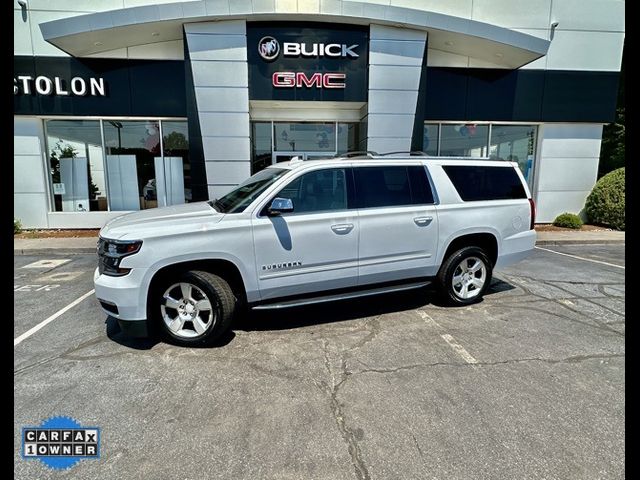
14,244,625,479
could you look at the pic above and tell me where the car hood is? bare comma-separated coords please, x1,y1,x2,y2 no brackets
100,202,224,240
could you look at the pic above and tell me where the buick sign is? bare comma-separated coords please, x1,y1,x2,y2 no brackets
258,36,280,61
258,36,359,61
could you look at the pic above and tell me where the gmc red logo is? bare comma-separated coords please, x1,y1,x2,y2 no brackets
272,72,346,89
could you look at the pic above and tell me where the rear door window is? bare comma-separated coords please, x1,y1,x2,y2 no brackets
354,166,434,208
442,165,526,201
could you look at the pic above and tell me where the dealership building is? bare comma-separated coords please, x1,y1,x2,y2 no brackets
14,0,624,228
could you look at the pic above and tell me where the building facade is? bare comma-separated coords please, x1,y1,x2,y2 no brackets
14,0,624,228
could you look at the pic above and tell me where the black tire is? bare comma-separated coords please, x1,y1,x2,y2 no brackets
436,246,493,306
153,270,236,346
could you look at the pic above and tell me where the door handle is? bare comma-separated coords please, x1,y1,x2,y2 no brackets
331,223,354,234
413,216,433,226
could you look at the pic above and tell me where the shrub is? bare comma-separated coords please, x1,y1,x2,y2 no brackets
553,212,583,229
585,167,625,230
14,218,22,234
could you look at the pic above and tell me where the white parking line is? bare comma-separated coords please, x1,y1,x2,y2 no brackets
416,309,442,328
21,259,71,269
418,310,479,364
14,289,95,347
440,334,478,364
535,246,625,270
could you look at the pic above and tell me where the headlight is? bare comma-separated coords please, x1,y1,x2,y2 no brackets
97,238,142,276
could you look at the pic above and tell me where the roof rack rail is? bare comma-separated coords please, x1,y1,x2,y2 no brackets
379,151,430,157
334,151,379,158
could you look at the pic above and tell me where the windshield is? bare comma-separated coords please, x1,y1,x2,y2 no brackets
209,168,289,213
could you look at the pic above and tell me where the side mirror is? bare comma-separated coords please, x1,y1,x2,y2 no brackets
267,197,294,216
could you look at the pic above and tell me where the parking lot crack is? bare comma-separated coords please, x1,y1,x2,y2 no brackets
318,340,370,480
486,302,625,337
348,352,624,375
348,316,382,353
410,431,425,459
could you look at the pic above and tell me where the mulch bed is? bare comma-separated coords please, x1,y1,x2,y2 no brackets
15,229,101,239
534,224,613,232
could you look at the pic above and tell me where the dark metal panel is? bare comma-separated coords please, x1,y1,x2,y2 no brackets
423,67,468,121
14,56,186,117
424,67,619,123
466,68,544,121
541,70,619,123
246,22,368,102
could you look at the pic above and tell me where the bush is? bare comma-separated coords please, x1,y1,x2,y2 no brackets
553,212,583,229
585,167,625,230
14,218,22,234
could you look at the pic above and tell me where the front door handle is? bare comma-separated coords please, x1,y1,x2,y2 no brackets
413,216,433,226
331,223,354,234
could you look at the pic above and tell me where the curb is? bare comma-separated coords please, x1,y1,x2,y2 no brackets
535,240,625,246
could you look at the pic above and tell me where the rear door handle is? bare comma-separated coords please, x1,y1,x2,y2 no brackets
331,223,354,234
413,216,433,226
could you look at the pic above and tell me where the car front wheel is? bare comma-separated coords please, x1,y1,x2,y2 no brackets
436,246,492,306
155,270,236,345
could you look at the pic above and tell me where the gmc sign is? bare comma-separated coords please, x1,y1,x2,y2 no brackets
272,72,346,89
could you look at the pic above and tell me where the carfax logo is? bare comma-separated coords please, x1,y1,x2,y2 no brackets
22,416,100,470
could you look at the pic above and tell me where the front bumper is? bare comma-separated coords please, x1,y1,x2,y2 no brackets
94,267,149,321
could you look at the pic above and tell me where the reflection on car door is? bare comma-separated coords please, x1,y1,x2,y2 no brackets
251,167,359,300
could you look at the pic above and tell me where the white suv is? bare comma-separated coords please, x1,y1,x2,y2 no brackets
94,154,536,345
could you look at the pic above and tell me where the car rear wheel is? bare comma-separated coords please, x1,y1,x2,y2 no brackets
155,270,236,345
436,246,492,306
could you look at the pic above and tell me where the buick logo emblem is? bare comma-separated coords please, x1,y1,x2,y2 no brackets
258,36,280,61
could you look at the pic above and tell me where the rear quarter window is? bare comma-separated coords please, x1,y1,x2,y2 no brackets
442,165,527,201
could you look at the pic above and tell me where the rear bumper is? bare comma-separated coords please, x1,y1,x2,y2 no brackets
495,229,537,269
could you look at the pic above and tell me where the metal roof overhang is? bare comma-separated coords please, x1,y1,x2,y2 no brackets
39,0,549,69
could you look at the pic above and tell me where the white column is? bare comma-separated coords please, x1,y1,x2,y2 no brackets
366,25,427,153
184,20,251,200
14,117,49,228
534,123,604,222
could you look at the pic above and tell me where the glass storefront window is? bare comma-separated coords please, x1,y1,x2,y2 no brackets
337,123,360,154
104,120,159,210
250,121,361,173
102,120,191,210
251,122,272,174
423,121,538,187
422,123,439,155
490,125,537,184
46,120,107,212
440,123,489,157
161,121,191,203
274,122,336,152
